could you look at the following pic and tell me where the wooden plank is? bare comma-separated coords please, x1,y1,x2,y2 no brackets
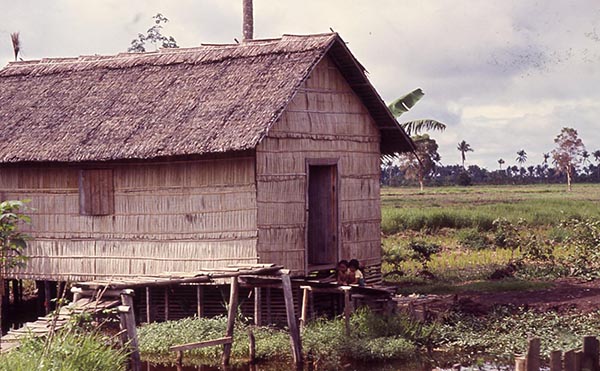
170,336,233,352
515,356,526,371
248,330,256,364
342,286,351,336
222,276,238,366
282,274,302,366
526,337,541,371
145,287,151,323
196,285,203,318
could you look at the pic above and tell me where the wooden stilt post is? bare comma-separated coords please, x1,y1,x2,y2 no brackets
253,287,261,326
266,287,272,325
550,350,562,371
515,357,526,371
526,337,541,371
222,276,239,366
164,287,169,321
300,286,310,329
196,285,203,318
120,289,141,371
582,335,599,371
145,287,151,323
248,329,256,364
282,274,302,367
341,286,352,337
44,281,51,314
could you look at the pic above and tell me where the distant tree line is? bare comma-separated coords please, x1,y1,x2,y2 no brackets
382,127,600,189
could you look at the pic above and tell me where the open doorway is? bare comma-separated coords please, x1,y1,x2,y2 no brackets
307,162,338,270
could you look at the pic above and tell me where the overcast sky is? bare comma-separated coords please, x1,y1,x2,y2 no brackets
1,0,599,169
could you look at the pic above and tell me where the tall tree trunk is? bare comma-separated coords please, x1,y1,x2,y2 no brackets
566,168,572,192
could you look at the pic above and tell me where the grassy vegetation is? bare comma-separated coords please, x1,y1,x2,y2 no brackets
0,330,127,371
438,309,600,366
138,311,426,368
381,184,600,285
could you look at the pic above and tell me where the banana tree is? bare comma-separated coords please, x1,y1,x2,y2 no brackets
387,88,446,135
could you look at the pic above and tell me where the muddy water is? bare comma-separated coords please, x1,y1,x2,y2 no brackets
142,361,513,371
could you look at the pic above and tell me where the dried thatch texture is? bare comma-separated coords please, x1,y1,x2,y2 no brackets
0,33,412,164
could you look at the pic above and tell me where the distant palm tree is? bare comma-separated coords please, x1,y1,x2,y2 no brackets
516,150,527,165
542,153,550,166
582,150,590,165
457,140,473,168
498,158,505,170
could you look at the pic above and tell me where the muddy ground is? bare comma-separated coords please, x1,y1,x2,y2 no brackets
419,278,600,316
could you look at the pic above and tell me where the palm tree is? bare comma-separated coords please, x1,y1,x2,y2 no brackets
542,153,550,166
516,150,527,165
457,140,473,168
498,158,505,170
582,151,591,176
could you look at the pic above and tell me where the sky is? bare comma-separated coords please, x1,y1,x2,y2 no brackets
1,0,599,169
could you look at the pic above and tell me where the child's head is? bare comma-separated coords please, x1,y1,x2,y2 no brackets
337,260,349,272
348,259,360,272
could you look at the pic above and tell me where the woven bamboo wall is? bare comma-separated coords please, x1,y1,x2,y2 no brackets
0,155,258,280
256,56,382,275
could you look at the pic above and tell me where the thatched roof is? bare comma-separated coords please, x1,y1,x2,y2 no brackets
0,33,413,163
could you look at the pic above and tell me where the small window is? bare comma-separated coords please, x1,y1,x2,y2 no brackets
79,169,114,216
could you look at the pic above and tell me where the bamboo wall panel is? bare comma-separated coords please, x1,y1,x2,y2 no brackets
1,156,259,280
256,56,382,274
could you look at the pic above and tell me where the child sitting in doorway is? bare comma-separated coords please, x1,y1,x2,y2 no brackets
348,259,365,287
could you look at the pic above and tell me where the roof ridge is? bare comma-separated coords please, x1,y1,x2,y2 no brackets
3,33,338,69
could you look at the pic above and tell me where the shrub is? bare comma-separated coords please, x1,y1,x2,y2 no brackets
456,228,491,250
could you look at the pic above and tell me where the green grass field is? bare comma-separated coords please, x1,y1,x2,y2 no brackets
381,183,600,285
381,184,600,234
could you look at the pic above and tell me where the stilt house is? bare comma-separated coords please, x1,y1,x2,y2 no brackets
0,33,413,282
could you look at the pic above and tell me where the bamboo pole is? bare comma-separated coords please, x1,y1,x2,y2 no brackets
282,274,302,366
164,287,169,321
222,276,238,366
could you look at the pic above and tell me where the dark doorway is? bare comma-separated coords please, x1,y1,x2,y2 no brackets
307,164,338,268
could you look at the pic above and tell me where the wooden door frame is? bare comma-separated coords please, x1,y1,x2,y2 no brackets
304,158,341,275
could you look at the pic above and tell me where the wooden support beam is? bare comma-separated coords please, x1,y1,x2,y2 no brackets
515,356,526,371
145,287,151,323
300,286,311,329
120,289,141,371
248,330,256,364
222,276,239,366
196,285,203,318
44,281,51,314
550,350,562,371
526,337,541,371
341,286,352,337
582,335,599,371
164,287,169,321
266,287,272,325
564,349,576,371
282,274,302,366
253,287,261,326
